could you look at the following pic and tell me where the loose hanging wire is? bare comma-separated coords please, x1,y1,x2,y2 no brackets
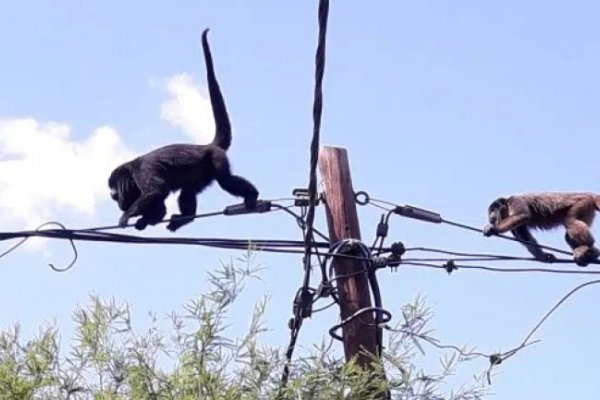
280,0,330,392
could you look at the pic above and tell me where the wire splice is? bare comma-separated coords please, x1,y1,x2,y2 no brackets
223,200,272,215
393,205,443,223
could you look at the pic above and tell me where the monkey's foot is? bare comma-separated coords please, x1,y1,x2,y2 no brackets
134,218,148,231
244,196,258,210
539,252,557,263
166,214,194,232
574,246,600,267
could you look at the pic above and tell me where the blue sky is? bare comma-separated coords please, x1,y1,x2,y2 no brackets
1,1,600,398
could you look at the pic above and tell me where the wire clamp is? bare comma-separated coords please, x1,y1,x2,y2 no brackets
292,188,322,207
444,260,457,275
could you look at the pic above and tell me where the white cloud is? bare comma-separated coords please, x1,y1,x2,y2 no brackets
160,73,216,144
0,118,134,229
0,72,212,252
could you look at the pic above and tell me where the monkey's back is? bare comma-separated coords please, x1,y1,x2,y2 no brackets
138,143,221,191
514,192,599,229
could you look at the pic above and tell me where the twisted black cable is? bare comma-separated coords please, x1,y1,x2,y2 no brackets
280,0,330,394
302,0,330,286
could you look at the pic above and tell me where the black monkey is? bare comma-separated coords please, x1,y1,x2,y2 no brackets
108,28,259,231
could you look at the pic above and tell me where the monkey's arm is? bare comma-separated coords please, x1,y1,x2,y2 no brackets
512,226,557,263
484,196,533,236
483,212,530,236
119,170,169,228
492,213,530,233
119,191,166,227
166,188,198,232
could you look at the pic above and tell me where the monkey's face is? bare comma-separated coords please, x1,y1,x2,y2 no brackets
108,167,140,211
488,198,508,225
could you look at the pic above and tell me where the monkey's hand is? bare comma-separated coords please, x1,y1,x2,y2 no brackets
483,224,498,237
538,252,557,263
118,214,130,228
166,214,193,232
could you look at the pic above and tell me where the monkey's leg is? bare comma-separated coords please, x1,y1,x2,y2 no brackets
212,151,259,208
512,226,556,262
217,174,259,208
166,189,197,232
565,219,599,266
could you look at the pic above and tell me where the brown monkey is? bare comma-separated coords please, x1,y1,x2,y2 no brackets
483,193,600,266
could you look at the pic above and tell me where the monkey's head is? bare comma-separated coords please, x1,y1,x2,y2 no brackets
487,197,509,225
108,165,140,211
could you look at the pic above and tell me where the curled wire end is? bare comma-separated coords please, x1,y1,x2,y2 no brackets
37,221,79,273
0,221,79,273
48,238,78,273
328,306,392,341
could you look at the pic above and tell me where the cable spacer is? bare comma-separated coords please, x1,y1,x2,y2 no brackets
354,191,370,206
390,241,406,258
444,260,457,275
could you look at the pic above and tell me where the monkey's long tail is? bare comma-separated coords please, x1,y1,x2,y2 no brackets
202,28,232,151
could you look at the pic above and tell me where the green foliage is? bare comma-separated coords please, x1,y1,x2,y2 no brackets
0,252,488,399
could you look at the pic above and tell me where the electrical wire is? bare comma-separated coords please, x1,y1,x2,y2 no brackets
280,0,330,394
399,261,600,275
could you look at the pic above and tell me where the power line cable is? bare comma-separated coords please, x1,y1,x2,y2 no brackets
280,0,330,394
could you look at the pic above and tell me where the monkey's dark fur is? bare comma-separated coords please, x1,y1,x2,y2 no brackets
484,193,600,266
108,28,259,231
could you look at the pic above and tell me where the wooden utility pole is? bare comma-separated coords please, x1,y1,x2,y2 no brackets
318,146,378,366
